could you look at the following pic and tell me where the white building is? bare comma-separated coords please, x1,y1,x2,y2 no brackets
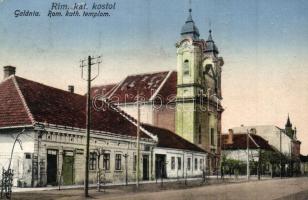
231,125,292,155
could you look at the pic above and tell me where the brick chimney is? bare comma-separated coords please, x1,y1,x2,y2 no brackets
68,85,74,93
3,66,16,79
227,129,234,144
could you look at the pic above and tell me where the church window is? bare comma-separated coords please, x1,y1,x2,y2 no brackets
198,125,202,144
204,64,212,75
171,157,175,170
183,60,190,75
210,128,215,145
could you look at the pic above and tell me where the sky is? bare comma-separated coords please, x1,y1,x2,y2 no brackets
1,0,308,153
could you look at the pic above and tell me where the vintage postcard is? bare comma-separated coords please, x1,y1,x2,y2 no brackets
0,0,307,199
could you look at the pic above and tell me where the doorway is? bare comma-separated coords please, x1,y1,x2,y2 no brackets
143,155,149,180
62,151,74,185
47,149,58,185
155,154,167,179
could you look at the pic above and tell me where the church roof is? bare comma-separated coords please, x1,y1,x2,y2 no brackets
180,9,200,39
286,114,292,127
0,75,152,139
101,71,177,104
90,83,117,97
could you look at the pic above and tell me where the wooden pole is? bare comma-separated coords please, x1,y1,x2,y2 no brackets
247,130,250,180
84,56,91,197
136,94,140,188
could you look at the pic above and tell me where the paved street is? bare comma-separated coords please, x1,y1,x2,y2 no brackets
12,177,308,200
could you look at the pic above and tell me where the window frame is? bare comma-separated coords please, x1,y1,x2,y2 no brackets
115,154,122,171
183,60,190,75
177,157,182,170
171,157,175,170
89,152,97,171
133,155,137,172
210,128,215,145
103,153,110,171
187,158,191,171
198,125,202,144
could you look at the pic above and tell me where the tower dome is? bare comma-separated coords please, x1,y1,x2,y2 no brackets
181,9,200,39
204,30,219,55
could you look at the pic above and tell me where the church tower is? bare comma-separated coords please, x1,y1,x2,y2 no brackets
175,8,224,155
285,114,295,139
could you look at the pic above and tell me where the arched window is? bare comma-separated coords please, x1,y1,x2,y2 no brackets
198,125,202,144
183,60,190,75
203,64,212,75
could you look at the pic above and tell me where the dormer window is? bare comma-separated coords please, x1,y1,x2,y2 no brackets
183,60,190,75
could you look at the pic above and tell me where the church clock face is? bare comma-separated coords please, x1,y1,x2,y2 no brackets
182,41,190,48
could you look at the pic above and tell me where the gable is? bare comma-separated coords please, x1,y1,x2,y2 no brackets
0,77,33,127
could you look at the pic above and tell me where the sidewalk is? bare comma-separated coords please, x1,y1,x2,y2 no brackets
12,175,273,193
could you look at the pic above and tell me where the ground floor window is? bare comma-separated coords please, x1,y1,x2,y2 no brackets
133,155,137,171
195,158,198,170
177,157,181,170
89,152,97,170
115,154,122,170
103,153,110,170
171,157,175,170
187,158,191,170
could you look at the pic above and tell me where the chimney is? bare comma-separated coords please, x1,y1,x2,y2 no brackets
250,128,257,135
3,66,16,79
228,129,234,144
68,85,74,93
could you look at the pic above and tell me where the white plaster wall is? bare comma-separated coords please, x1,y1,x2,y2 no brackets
154,148,207,178
119,104,154,125
232,126,292,155
0,130,35,186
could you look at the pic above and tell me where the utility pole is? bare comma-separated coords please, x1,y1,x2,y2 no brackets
246,129,250,180
280,130,282,179
136,94,140,189
81,55,101,197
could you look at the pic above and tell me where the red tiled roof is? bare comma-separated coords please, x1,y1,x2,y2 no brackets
155,71,177,104
0,76,151,139
142,124,207,153
0,78,33,127
107,71,170,103
90,83,117,97
222,134,274,151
